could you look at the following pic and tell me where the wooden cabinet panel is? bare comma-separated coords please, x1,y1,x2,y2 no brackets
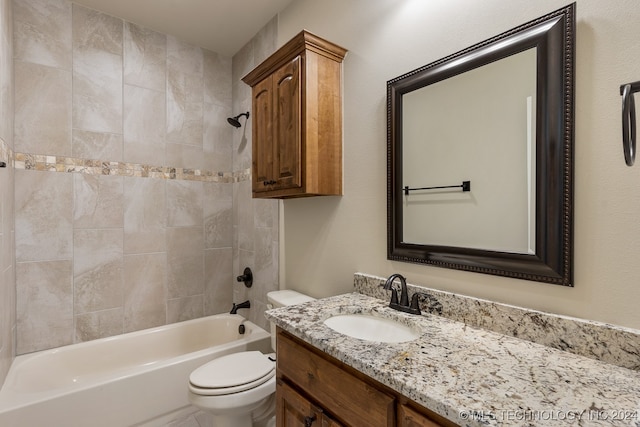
398,404,445,427
243,30,346,198
277,379,344,427
277,331,395,427
273,55,302,189
252,77,274,190
277,378,322,427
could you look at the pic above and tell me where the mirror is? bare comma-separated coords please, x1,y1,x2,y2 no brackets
387,4,575,286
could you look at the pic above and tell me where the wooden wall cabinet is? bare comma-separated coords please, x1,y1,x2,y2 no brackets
276,329,457,427
242,31,347,199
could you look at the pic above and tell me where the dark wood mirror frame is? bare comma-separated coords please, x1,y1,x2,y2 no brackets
387,3,575,286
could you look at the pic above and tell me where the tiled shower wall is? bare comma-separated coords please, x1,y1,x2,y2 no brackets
13,0,279,355
231,19,279,330
0,0,15,384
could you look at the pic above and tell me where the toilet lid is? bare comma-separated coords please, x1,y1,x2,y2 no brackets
189,351,275,392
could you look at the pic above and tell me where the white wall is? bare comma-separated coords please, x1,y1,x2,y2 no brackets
277,0,640,330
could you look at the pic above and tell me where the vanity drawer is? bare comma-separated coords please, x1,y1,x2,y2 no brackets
277,330,395,427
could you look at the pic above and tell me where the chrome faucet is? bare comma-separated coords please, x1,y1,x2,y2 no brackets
382,274,421,315
230,300,251,314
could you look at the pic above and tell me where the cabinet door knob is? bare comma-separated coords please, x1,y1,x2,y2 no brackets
304,415,317,427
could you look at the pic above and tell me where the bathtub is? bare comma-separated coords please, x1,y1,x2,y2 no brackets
0,314,271,427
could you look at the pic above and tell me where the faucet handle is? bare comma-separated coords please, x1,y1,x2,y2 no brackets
390,288,399,305
409,293,421,315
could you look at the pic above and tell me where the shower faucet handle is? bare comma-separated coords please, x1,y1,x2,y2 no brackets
236,267,253,288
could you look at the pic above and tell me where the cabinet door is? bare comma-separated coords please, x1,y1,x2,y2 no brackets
252,75,274,193
398,404,445,427
272,55,302,190
276,379,343,427
277,331,395,426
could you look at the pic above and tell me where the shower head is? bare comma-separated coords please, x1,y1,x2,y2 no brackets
227,112,250,128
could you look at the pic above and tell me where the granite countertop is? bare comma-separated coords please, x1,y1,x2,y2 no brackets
265,293,640,427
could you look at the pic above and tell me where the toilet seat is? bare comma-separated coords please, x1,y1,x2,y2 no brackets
189,351,275,396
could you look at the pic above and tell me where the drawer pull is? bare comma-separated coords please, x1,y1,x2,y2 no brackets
304,415,317,426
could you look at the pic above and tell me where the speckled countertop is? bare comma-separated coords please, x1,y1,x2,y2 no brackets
265,293,640,427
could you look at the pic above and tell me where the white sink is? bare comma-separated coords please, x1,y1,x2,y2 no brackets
323,314,419,343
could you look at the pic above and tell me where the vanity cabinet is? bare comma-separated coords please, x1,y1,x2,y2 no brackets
242,31,346,199
277,379,344,427
276,329,457,427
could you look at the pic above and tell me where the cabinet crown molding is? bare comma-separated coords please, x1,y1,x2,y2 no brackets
242,30,347,86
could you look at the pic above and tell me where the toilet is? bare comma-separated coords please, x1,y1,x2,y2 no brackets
188,290,315,427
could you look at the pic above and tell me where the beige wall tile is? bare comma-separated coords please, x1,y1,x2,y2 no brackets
254,227,275,286
167,227,203,299
167,295,203,323
75,307,123,342
254,198,276,229
72,129,123,161
124,177,166,254
15,170,72,262
74,228,123,314
72,48,123,134
15,61,71,155
16,260,73,353
124,253,167,332
166,142,203,170
73,174,123,229
205,182,233,249
72,6,123,134
124,22,166,92
230,62,252,172
123,84,165,165
231,34,253,85
72,4,121,55
235,179,254,252
166,180,203,227
166,36,203,147
203,102,233,172
13,0,71,70
204,50,231,107
204,248,232,315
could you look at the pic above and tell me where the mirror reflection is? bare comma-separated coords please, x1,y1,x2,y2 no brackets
402,48,537,254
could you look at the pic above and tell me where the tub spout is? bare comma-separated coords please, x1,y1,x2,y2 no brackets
230,300,251,314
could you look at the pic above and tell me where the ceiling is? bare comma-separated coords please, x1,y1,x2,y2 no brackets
71,0,295,57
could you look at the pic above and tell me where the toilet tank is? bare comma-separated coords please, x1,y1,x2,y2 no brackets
266,290,315,350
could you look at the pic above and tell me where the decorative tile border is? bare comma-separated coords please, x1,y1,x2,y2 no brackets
11,151,250,183
354,272,640,371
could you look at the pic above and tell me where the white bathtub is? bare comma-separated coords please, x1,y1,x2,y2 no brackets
0,314,272,427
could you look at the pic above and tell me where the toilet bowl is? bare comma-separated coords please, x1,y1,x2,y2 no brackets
187,290,314,427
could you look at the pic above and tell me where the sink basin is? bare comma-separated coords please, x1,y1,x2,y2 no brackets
323,314,419,343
